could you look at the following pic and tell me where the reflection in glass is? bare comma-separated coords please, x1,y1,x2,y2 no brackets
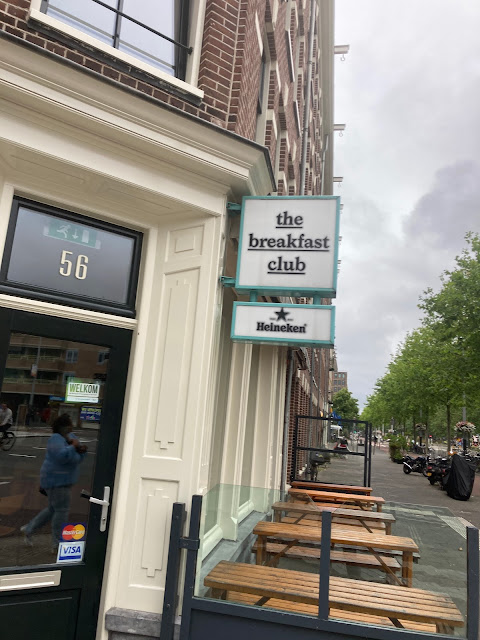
46,0,117,46
20,413,87,549
0,333,108,568
119,0,179,74
45,0,182,75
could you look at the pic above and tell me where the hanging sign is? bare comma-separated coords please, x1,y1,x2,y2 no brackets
232,302,335,347
235,196,340,297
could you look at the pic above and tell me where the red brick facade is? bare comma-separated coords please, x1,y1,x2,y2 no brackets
0,0,325,196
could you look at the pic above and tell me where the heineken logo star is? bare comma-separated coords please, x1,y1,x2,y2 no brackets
275,308,290,321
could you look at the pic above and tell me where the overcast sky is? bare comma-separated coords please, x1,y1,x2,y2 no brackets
333,0,480,408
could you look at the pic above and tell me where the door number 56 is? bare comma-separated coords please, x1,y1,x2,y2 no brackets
59,250,88,280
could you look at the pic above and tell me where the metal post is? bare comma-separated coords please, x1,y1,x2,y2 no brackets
367,423,373,486
160,503,187,640
281,349,295,496
179,495,203,640
363,423,368,489
466,526,479,640
308,347,314,448
318,510,331,619
290,415,300,483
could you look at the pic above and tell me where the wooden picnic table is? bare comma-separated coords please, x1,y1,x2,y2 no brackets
289,488,385,511
291,481,373,495
204,561,464,634
253,520,418,587
272,501,395,534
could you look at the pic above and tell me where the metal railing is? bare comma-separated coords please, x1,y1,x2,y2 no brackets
42,0,192,78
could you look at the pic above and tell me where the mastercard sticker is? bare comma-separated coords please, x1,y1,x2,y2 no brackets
61,523,86,541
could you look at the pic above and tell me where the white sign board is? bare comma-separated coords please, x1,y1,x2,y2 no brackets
236,196,340,297
65,379,100,403
232,302,335,347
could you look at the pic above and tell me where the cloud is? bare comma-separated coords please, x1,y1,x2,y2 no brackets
336,161,480,408
333,1,480,409
403,161,480,249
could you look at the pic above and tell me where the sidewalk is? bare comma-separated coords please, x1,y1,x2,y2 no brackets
372,446,480,529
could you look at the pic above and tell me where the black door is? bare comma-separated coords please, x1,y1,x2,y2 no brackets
0,308,131,640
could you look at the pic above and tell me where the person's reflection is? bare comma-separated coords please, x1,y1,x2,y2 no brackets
20,414,87,551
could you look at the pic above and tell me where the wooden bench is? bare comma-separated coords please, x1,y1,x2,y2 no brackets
272,501,395,534
251,541,401,576
204,561,464,634
254,521,419,587
289,488,385,511
227,591,437,633
291,481,373,495
280,515,386,533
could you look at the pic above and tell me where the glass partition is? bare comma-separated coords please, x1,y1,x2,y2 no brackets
197,484,469,636
290,416,371,487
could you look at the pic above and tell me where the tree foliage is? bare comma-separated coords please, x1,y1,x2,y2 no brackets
363,233,480,440
332,388,359,422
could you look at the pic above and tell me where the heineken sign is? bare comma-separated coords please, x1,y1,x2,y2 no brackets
232,302,335,347
235,196,340,297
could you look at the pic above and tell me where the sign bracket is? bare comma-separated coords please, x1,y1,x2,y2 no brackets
219,276,236,287
226,202,241,215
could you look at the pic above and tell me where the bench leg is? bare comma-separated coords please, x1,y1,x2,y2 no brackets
436,624,454,634
386,522,392,535
402,551,413,587
256,535,267,565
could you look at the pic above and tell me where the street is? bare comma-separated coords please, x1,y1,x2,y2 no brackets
372,444,480,529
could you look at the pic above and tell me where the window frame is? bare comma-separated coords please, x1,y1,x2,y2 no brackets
28,0,204,101
0,197,143,318
65,349,78,363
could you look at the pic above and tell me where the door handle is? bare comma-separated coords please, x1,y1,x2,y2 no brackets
81,486,110,532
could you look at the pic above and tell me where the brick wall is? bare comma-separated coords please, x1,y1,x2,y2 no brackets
0,0,327,194
0,0,334,447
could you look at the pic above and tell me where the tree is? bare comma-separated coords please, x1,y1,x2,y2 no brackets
332,388,359,422
362,233,480,447
420,232,480,441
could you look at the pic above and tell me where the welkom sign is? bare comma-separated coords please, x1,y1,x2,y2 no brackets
235,196,340,298
232,302,335,348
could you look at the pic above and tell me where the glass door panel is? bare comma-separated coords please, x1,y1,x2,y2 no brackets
0,332,109,568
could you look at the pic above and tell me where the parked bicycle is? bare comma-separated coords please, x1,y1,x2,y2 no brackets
0,430,16,451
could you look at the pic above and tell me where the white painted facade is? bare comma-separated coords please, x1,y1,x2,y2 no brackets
0,37,286,638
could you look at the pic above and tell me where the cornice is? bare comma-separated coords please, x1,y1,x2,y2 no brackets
0,37,276,204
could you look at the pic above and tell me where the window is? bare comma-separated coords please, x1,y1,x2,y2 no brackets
65,349,78,363
97,350,109,365
40,0,191,79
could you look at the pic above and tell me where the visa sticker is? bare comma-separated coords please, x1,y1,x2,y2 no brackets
57,540,85,563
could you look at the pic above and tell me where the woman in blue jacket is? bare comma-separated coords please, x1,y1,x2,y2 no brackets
21,413,87,550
